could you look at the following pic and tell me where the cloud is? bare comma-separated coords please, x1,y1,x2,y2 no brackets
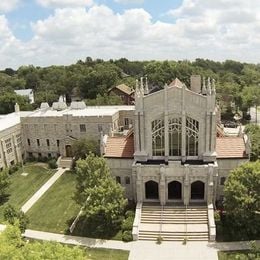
37,0,93,8
114,0,144,4
0,0,20,13
1,2,260,69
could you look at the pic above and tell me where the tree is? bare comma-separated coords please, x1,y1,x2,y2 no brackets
86,93,123,106
223,161,260,240
245,124,260,161
72,138,100,160
0,223,86,259
3,204,29,232
0,170,10,202
74,154,127,229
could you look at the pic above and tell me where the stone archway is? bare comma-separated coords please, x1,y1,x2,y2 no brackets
168,181,182,200
65,145,73,157
145,180,159,200
191,181,205,200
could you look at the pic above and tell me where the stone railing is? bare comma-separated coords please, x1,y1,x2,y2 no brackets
208,203,216,241
132,202,142,241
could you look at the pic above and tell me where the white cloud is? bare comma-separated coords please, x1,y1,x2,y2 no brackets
114,0,144,4
1,2,260,69
0,0,20,13
37,0,93,8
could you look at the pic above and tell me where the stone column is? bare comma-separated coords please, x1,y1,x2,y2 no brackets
183,164,190,206
207,164,214,205
159,165,166,205
136,164,143,203
132,169,137,202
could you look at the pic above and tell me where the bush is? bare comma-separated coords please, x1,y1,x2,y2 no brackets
121,216,134,231
214,210,221,223
3,204,29,232
125,210,135,219
48,159,57,169
156,235,163,244
122,230,133,242
8,165,18,175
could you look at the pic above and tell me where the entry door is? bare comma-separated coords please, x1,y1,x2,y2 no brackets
191,181,205,200
65,145,73,157
145,181,159,199
168,181,182,200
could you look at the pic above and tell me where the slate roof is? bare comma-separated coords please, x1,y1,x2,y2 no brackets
104,134,134,158
216,137,247,159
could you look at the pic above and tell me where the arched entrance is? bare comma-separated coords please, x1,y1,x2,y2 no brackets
191,181,205,200
168,181,182,200
145,181,159,200
65,145,73,157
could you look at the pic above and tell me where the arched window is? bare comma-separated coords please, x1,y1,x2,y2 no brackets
152,119,165,156
186,117,199,156
169,118,182,156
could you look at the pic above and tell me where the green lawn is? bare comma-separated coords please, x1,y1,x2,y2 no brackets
27,171,81,233
0,164,54,222
218,250,258,260
83,248,129,260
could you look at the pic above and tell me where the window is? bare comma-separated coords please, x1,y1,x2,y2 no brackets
38,153,42,157
5,138,12,149
98,124,103,132
37,139,40,146
152,119,165,156
125,176,130,185
169,117,182,156
124,118,129,126
28,152,33,158
10,160,14,165
220,177,226,185
57,140,60,147
186,117,199,156
7,148,12,154
46,139,50,147
48,153,51,158
27,139,31,146
80,124,86,132
116,176,121,184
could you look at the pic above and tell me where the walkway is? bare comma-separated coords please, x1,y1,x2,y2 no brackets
21,168,68,213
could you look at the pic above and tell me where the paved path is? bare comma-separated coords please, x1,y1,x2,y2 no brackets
24,229,132,251
21,168,68,213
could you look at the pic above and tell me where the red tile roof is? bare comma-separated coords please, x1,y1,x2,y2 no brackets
216,137,247,159
104,135,134,158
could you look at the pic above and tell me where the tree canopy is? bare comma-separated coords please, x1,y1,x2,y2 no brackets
74,153,127,227
245,124,260,161
223,161,260,240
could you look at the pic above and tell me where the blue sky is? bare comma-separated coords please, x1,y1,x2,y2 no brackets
0,0,259,69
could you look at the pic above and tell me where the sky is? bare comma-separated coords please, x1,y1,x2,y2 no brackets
0,0,260,69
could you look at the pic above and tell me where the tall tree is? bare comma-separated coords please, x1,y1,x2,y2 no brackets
223,161,260,240
74,153,127,227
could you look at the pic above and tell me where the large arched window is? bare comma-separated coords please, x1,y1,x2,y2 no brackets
186,117,199,156
169,117,182,156
152,119,165,156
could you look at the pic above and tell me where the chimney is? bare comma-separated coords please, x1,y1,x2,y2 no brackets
190,75,201,94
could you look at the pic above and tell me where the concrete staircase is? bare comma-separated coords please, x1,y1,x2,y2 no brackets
58,157,73,169
138,204,209,241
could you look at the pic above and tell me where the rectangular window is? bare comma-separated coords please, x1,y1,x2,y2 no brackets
80,124,86,132
37,139,40,146
124,118,129,126
48,153,51,158
116,176,121,184
47,139,50,147
7,148,13,154
38,153,42,157
57,140,60,147
125,176,130,185
27,139,31,146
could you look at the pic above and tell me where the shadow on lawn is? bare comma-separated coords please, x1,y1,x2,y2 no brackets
65,215,121,240
0,194,10,206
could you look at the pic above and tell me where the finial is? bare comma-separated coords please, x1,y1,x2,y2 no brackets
135,79,140,98
207,77,212,95
202,77,207,95
144,76,149,95
212,79,216,95
140,77,144,93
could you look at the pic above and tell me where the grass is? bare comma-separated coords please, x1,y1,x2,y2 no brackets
218,250,256,260
27,171,81,233
0,163,54,222
83,248,129,260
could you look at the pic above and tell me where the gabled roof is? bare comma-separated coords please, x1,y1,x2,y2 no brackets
169,78,183,88
104,134,134,158
14,89,33,95
110,84,134,96
216,137,247,159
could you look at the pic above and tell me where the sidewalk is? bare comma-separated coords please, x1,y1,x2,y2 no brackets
21,168,68,213
24,229,132,251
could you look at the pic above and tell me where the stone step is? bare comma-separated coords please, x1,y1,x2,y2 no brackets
141,213,208,216
141,221,208,224
138,236,209,241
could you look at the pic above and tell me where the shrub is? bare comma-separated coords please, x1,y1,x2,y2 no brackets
121,216,134,231
3,204,29,232
48,159,57,169
214,210,221,223
125,210,135,219
8,165,18,175
122,230,133,242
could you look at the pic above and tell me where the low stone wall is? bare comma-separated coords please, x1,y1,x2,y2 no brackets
132,202,142,241
208,203,216,241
